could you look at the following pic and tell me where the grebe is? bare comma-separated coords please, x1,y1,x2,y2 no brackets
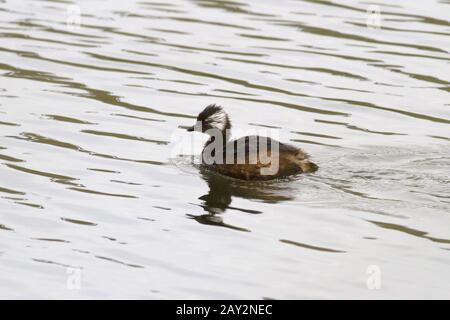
187,104,317,180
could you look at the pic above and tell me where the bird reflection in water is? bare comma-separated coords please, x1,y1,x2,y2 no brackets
187,168,295,232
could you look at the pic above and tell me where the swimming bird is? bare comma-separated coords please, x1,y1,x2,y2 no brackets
187,104,317,180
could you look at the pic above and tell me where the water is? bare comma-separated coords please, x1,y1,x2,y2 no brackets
0,0,449,299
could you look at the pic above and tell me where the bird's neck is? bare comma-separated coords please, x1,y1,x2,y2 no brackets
202,129,230,158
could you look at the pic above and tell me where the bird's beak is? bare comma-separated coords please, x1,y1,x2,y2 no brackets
187,121,202,132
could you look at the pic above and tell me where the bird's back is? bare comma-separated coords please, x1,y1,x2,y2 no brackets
202,135,318,180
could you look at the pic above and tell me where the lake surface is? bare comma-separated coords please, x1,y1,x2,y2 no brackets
0,0,449,299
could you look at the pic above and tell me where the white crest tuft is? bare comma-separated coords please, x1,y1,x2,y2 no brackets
207,109,227,131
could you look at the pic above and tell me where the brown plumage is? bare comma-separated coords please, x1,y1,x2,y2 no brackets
187,105,318,180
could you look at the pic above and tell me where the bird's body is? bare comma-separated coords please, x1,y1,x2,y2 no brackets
187,105,317,180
